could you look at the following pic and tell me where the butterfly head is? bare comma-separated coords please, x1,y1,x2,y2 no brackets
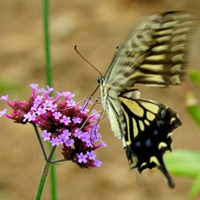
98,77,104,85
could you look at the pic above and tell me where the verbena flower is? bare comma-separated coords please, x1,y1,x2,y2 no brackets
0,84,107,168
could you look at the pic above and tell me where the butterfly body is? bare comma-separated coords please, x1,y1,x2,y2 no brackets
98,11,195,188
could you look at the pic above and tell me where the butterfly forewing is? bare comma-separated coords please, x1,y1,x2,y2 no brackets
99,11,195,188
104,11,195,93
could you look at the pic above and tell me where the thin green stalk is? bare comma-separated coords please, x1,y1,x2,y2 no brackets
36,162,50,200
32,123,47,160
35,147,56,200
42,0,57,199
43,0,52,87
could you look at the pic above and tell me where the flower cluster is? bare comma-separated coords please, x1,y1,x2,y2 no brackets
0,84,106,168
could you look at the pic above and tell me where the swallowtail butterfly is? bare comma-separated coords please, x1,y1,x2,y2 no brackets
98,11,195,188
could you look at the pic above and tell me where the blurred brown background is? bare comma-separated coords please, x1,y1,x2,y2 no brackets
0,0,200,199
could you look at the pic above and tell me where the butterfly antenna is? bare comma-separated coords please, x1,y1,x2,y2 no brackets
74,45,103,77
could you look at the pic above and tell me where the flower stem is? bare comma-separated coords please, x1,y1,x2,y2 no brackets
32,123,47,160
43,0,52,87
35,147,57,200
35,162,50,200
42,0,56,199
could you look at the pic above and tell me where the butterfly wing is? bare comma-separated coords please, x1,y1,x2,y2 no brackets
99,11,195,188
101,86,180,187
104,11,195,93
120,96,181,188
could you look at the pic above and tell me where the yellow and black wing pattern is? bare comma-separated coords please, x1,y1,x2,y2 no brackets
120,97,181,188
99,11,195,188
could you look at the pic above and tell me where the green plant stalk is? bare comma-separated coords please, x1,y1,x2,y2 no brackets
33,123,47,160
35,147,57,200
43,0,52,87
36,162,50,200
42,0,57,199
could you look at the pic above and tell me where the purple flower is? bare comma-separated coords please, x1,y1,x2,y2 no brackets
30,83,38,90
58,134,67,143
0,84,107,168
81,132,90,141
72,117,82,124
43,100,57,111
77,152,88,163
60,116,71,125
36,107,46,115
74,129,82,139
65,139,74,147
23,112,36,122
62,91,75,99
100,140,107,148
0,109,7,117
66,99,76,107
87,151,96,160
62,129,71,138
0,95,12,107
53,111,62,120
94,160,102,167
41,130,51,141
50,137,60,146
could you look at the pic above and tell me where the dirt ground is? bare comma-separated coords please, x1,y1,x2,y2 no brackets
0,0,200,200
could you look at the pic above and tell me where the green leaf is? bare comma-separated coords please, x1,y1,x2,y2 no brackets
165,150,200,198
185,90,200,128
164,149,200,178
189,70,200,88
186,104,200,128
189,173,200,198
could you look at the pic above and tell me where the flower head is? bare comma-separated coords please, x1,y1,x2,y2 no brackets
0,84,106,168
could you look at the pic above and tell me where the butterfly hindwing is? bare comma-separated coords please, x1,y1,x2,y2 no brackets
119,96,181,188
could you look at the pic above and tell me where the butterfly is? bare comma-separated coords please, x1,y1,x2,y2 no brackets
98,11,195,188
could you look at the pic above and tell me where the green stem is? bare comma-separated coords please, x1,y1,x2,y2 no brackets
43,0,52,87
35,147,57,200
35,162,50,200
49,161,57,200
42,0,56,199
32,123,47,160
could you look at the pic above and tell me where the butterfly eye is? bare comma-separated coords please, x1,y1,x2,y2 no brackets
98,77,104,84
